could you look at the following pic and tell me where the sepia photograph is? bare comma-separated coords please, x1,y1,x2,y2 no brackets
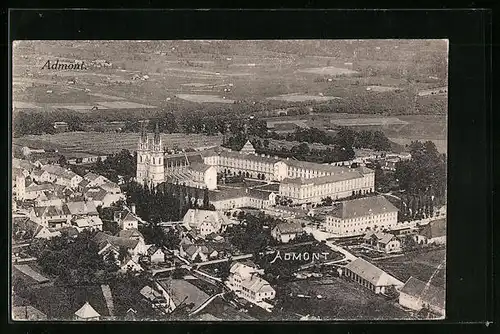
11,40,448,321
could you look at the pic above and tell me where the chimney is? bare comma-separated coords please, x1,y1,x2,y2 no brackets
131,203,136,214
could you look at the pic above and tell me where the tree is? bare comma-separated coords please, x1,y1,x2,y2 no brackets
58,155,67,167
202,187,210,209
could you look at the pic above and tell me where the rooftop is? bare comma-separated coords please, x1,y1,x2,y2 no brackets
328,195,398,220
400,276,445,310
344,257,402,287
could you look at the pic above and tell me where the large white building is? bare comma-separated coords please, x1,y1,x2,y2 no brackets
323,195,399,237
135,128,374,204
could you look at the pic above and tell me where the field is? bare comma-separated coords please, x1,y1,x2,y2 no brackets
176,94,235,104
13,132,223,155
388,138,447,154
366,85,400,92
329,117,408,126
296,66,359,76
284,276,409,320
267,93,342,102
375,248,446,290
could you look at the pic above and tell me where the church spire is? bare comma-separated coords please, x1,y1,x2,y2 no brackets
140,120,147,142
154,122,160,144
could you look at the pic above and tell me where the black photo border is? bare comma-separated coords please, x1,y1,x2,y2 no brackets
4,7,495,334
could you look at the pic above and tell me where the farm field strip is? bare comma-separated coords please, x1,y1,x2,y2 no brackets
176,94,235,103
330,117,408,126
267,93,343,102
296,66,359,76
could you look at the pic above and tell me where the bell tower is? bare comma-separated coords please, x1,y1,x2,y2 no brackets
136,121,149,185
148,122,165,187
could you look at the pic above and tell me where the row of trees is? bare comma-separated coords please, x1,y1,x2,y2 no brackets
124,181,214,224
395,141,447,201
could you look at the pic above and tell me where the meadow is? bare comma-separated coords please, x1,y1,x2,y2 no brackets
13,132,223,155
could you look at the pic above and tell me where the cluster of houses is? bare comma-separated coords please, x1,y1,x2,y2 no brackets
12,158,126,241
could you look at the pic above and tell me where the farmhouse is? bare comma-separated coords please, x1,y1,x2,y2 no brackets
418,218,446,245
182,209,231,237
30,204,72,229
399,276,445,317
342,257,404,294
227,262,275,306
323,195,399,237
271,222,304,243
363,231,401,253
24,184,56,200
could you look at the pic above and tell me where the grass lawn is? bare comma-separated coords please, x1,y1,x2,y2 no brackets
283,276,411,320
374,247,446,289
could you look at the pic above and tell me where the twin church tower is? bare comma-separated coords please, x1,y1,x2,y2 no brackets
136,122,165,187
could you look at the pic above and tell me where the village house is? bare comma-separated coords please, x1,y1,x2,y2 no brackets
182,209,232,238
271,222,304,243
12,168,26,201
114,208,140,231
398,276,445,317
179,238,218,262
341,257,404,294
145,245,166,263
227,262,275,307
93,231,149,265
119,257,144,273
140,285,168,310
13,216,61,241
84,186,124,208
323,195,399,237
41,164,83,188
83,172,111,187
155,278,211,314
24,184,55,200
208,187,277,211
30,204,72,229
34,191,64,207
363,231,402,253
417,218,446,245
72,216,103,232
31,169,54,184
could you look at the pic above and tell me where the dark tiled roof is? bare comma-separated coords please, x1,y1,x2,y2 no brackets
400,276,445,310
421,219,446,239
93,232,139,250
274,222,303,235
328,195,398,220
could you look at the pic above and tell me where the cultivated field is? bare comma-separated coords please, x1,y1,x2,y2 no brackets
267,94,342,102
285,276,409,320
375,248,446,290
330,117,408,126
297,66,359,76
176,94,235,104
366,85,400,92
13,132,223,155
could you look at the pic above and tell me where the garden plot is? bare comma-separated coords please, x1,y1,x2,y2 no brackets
176,94,235,104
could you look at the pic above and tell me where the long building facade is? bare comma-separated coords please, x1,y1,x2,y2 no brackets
136,134,374,205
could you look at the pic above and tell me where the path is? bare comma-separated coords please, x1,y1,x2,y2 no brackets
101,284,115,317
189,293,223,316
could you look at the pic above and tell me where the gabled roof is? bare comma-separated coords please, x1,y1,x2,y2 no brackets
78,179,91,188
117,228,143,240
421,219,446,239
33,205,71,218
157,279,210,311
74,302,101,319
66,200,99,216
31,169,47,177
274,222,303,235
26,183,55,193
121,211,139,223
147,245,164,256
189,162,213,173
84,172,101,182
240,140,256,154
84,187,108,201
73,216,103,228
12,306,47,320
344,258,403,287
363,231,397,245
328,195,398,220
247,188,274,200
400,276,445,310
93,232,140,251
